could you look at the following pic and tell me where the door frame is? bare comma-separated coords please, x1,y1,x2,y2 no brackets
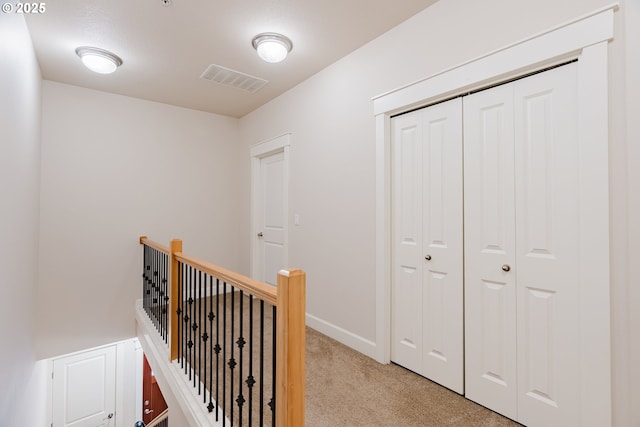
250,133,291,281
374,6,614,426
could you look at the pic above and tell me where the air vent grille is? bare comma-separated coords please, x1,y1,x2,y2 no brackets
200,64,268,93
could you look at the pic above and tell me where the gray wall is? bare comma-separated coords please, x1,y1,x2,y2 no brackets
0,13,44,427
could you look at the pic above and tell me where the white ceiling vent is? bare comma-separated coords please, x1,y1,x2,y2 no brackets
200,64,268,93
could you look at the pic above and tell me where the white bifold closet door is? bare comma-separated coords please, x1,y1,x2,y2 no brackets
391,97,464,394
464,63,580,426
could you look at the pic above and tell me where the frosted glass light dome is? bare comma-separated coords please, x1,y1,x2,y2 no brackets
75,47,123,74
252,33,293,64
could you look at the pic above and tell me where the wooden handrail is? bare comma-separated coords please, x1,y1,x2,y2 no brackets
174,251,277,306
139,236,170,255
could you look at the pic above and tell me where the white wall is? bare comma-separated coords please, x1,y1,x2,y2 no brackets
238,0,637,425
38,82,242,358
0,13,44,427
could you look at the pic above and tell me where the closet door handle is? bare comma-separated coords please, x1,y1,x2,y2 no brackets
424,255,432,261
502,264,511,272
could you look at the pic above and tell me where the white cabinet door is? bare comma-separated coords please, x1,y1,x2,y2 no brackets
52,345,117,427
463,83,518,420
513,62,580,427
391,98,464,393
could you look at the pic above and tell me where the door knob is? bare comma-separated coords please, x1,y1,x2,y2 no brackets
502,264,511,272
144,409,154,415
257,232,263,237
424,255,432,261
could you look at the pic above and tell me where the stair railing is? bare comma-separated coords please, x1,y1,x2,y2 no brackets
139,236,305,427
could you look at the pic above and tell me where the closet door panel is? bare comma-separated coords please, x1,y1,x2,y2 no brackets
463,84,517,420
421,98,464,393
514,62,580,427
391,112,423,373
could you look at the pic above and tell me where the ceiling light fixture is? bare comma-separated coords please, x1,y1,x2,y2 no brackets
251,33,293,63
75,46,123,74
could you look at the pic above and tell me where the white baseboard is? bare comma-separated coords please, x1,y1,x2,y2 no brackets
305,313,378,360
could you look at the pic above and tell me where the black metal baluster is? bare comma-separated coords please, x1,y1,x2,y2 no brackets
154,248,159,331
202,272,208,404
229,286,236,425
158,250,162,338
183,262,187,371
271,305,277,427
191,265,196,385
197,269,202,394
237,290,245,426
177,261,183,367
259,300,264,427
215,278,220,420
142,245,147,314
153,248,157,329
150,247,155,326
163,252,168,343
151,248,155,327
160,252,167,343
247,296,254,426
187,265,192,377
208,275,215,414
223,281,227,427
158,250,162,333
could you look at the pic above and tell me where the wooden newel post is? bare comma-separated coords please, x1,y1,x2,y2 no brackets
276,269,306,427
169,238,183,361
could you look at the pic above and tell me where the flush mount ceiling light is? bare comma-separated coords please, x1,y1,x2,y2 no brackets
75,46,123,74
251,33,293,63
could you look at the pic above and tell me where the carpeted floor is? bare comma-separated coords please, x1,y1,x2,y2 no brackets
305,327,521,427
184,293,520,426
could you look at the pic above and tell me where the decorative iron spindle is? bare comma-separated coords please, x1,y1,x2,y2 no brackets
259,300,264,427
222,282,227,427
141,244,169,342
237,290,245,425
230,287,235,425
202,272,208,404
208,275,215,414
197,269,202,394
247,296,254,426
271,305,277,426
142,248,286,427
215,278,220,419
177,261,183,368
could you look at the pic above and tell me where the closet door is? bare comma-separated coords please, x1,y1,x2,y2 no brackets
391,98,464,393
513,62,580,427
391,110,424,373
463,84,518,420
465,62,582,426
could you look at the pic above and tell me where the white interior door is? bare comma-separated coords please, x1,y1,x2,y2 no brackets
513,62,580,427
256,150,287,286
52,345,117,427
463,83,518,419
391,110,423,373
391,97,464,393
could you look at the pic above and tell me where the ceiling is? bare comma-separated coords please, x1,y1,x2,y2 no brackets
25,0,437,118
